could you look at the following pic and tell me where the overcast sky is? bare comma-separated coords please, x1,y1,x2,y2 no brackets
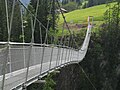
21,0,30,5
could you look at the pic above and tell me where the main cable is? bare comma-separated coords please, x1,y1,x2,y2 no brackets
77,63,97,90
44,0,53,44
17,0,48,33
56,0,79,49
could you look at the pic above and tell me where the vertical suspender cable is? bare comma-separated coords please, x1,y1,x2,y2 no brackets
56,46,60,67
32,0,43,73
60,22,65,65
33,0,40,30
1,49,8,90
44,0,52,44
70,34,74,62
49,0,55,70
32,0,40,67
25,16,34,82
20,4,26,68
17,0,48,34
9,0,16,76
69,31,75,62
56,0,74,64
58,46,61,66
40,0,52,75
2,0,11,90
39,23,43,44
39,23,43,73
49,0,60,70
77,64,97,90
9,0,15,32
40,45,45,75
49,45,54,70
63,28,68,63
5,0,10,41
56,0,79,50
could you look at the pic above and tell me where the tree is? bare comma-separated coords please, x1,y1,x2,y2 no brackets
87,0,94,7
28,0,58,43
10,1,22,42
62,2,77,12
101,2,120,89
0,0,7,41
87,0,114,7
0,0,22,42
77,1,120,90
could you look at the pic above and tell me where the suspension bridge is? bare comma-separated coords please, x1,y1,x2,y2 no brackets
0,0,93,90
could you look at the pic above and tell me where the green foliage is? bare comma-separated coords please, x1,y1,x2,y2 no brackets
62,0,81,5
0,0,7,41
87,0,113,7
29,0,50,43
80,1,120,90
22,6,33,43
103,1,120,64
0,0,22,42
43,72,56,90
10,1,22,42
81,1,88,9
62,2,77,12
100,2,120,89
29,0,58,43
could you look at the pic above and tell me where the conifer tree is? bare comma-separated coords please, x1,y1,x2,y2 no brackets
0,0,7,41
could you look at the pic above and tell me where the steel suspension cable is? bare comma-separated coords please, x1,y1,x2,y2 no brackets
17,0,48,33
33,0,40,30
31,0,40,68
56,21,64,66
5,0,10,42
39,23,43,44
20,4,26,68
9,0,15,35
40,0,53,75
45,0,57,71
56,0,79,65
20,4,25,43
2,0,11,90
25,16,34,82
44,0,53,71
52,0,57,45
77,63,97,90
56,0,79,49
60,22,65,64
44,0,53,44
8,0,16,75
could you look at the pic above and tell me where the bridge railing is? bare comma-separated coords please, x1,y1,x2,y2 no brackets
0,43,78,74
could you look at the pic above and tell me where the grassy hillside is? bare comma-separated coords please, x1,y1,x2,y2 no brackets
59,3,114,24
56,3,115,37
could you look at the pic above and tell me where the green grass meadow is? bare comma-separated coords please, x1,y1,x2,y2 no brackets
56,3,115,36
58,3,115,24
